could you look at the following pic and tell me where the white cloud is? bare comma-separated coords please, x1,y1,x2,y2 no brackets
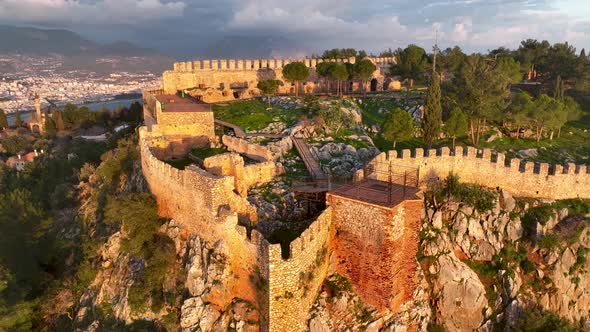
451,17,472,43
0,0,186,25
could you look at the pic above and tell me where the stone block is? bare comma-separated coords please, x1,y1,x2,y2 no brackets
415,148,424,158
555,164,564,174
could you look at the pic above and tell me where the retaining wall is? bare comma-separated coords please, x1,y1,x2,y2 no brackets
368,146,590,199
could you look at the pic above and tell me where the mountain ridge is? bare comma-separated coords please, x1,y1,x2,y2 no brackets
0,25,167,58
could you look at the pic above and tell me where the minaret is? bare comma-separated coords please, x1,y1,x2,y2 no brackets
34,93,41,122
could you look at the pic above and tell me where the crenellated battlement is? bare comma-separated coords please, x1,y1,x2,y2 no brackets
171,56,395,72
368,146,590,199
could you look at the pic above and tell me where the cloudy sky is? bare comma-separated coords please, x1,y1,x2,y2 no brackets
0,0,588,59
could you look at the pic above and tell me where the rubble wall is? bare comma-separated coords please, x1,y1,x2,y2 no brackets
267,208,333,332
222,135,275,161
203,152,283,197
328,195,423,312
369,146,590,199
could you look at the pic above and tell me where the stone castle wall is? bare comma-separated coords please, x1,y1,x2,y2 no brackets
328,194,423,312
267,208,333,332
368,146,590,199
140,125,334,331
162,56,396,101
203,152,283,197
140,127,267,319
143,90,215,158
222,135,276,161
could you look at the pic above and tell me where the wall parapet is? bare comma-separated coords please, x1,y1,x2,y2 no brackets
266,207,333,332
369,146,590,199
171,56,395,73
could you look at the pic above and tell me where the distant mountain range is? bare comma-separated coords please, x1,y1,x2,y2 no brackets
0,25,162,57
0,26,175,73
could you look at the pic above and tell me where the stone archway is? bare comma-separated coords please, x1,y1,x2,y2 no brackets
30,123,41,134
370,78,378,92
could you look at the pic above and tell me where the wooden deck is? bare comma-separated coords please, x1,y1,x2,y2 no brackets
292,137,327,181
329,179,421,208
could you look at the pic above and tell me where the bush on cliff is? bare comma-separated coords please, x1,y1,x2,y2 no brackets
104,193,176,313
426,173,497,212
513,306,583,332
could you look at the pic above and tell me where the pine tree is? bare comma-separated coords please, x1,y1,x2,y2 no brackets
422,72,443,148
383,108,414,149
15,110,22,127
581,48,587,59
0,108,8,130
444,108,468,150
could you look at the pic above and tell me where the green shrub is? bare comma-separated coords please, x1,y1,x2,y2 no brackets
324,274,352,295
569,247,588,275
426,173,497,212
513,306,582,331
104,193,161,256
538,233,562,251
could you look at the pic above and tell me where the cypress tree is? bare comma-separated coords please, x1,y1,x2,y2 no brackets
554,75,564,101
0,108,8,129
422,72,443,148
581,48,587,59
45,117,57,135
56,111,65,132
15,110,22,127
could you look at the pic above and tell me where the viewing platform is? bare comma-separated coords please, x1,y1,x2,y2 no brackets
154,93,211,113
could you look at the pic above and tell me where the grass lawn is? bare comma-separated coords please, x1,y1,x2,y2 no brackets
212,99,303,132
165,158,193,170
190,147,227,159
355,98,400,127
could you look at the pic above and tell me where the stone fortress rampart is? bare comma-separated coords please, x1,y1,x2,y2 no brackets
171,56,395,72
162,56,397,102
140,59,589,330
367,146,590,199
140,126,335,331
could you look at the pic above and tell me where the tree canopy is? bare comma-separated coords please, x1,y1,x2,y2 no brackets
382,108,414,148
444,54,521,144
330,63,349,96
444,108,468,149
391,44,429,88
257,79,283,107
353,59,377,96
282,62,309,96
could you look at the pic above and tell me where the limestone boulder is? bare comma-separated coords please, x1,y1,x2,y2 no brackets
500,190,516,213
505,217,523,242
432,253,488,331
